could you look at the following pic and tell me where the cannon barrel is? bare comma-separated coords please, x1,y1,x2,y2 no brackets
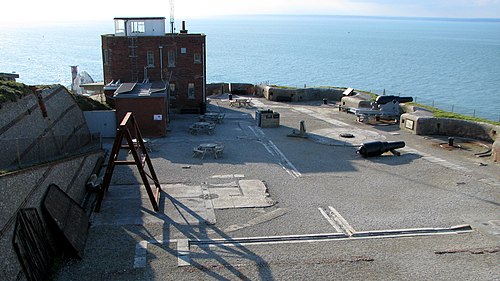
357,141,406,157
375,95,413,105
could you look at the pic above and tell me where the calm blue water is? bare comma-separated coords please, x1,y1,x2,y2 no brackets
1,16,499,121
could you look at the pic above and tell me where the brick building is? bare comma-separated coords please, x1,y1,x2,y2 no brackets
114,82,168,137
102,17,206,113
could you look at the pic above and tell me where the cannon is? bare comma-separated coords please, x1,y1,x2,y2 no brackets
375,95,413,105
357,141,405,157
353,95,413,123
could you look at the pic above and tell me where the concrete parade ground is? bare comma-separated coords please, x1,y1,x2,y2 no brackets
56,96,499,280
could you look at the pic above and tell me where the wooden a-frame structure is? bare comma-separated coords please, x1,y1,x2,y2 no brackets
95,112,161,212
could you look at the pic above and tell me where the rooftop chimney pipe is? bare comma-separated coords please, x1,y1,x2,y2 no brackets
180,21,188,33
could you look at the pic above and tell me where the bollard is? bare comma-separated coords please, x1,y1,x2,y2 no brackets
448,137,454,147
323,98,327,105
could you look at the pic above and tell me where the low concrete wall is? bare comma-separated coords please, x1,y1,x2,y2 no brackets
0,151,103,280
256,85,345,102
400,113,500,161
0,85,93,169
493,141,500,162
206,83,255,96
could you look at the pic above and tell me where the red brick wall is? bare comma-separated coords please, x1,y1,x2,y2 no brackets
102,34,206,112
115,97,167,137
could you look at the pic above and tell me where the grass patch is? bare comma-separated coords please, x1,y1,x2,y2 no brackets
408,102,500,126
71,92,111,111
269,85,298,90
0,80,33,106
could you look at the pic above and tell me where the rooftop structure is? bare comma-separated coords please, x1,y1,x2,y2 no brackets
113,17,166,37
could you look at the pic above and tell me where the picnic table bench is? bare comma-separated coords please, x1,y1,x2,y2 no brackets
188,122,215,135
192,143,224,159
199,112,225,123
230,98,252,108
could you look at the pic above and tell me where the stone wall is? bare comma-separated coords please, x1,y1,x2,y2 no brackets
255,85,345,102
0,151,103,280
0,86,93,170
400,113,500,161
206,83,255,96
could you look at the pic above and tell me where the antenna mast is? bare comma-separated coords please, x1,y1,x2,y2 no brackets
169,0,174,33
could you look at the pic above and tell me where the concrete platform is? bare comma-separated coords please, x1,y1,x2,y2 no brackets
55,97,500,281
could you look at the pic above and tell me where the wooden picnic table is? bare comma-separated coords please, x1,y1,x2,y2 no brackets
199,112,225,123
189,122,215,135
192,143,224,159
230,98,252,108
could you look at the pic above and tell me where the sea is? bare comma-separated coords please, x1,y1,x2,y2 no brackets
1,15,499,121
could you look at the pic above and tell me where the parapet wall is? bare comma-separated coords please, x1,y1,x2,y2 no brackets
400,112,500,161
255,85,345,102
0,85,93,170
0,151,103,280
206,83,255,96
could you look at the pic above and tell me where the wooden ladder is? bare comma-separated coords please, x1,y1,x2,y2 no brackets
95,112,161,212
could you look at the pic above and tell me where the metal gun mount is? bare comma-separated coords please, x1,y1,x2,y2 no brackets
353,96,413,123
357,141,406,157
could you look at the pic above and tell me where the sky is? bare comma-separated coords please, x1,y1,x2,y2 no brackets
1,0,499,25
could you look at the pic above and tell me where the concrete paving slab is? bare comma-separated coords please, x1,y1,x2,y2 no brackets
93,184,216,226
239,179,268,195
209,179,275,209
231,196,275,208
210,187,242,197
163,184,203,198
55,97,499,281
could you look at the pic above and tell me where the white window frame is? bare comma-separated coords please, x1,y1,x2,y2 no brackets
181,47,187,54
147,51,154,67
115,20,125,34
131,21,145,33
188,83,195,99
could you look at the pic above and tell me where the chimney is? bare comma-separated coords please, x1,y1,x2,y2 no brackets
180,21,188,34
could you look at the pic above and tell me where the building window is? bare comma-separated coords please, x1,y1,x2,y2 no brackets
147,51,154,67
104,49,110,65
181,48,187,54
168,50,175,67
194,53,201,64
188,83,195,99
131,21,145,33
115,20,125,34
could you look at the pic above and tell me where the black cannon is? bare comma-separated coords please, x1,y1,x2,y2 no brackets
375,95,413,105
357,141,405,157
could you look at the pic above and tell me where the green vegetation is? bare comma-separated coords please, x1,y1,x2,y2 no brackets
71,92,111,111
408,102,500,126
269,85,298,89
356,90,379,101
0,80,33,106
